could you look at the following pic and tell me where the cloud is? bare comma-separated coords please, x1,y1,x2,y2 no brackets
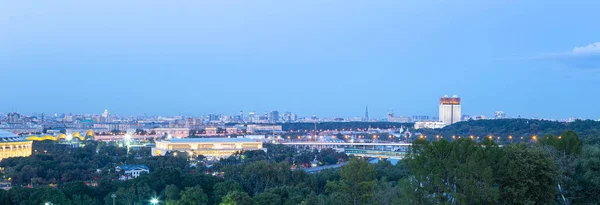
572,42,600,55
536,42,600,69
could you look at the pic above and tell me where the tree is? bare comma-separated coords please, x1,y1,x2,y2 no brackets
499,145,558,205
220,191,252,205
212,180,244,204
403,139,504,204
179,185,208,205
299,192,318,205
164,184,180,201
252,192,281,205
261,186,312,205
26,187,71,205
8,187,31,205
540,131,583,156
222,161,291,195
72,194,100,205
317,192,352,205
62,181,94,200
373,160,407,182
572,145,600,204
557,130,583,155
0,190,11,205
115,186,136,205
326,158,375,205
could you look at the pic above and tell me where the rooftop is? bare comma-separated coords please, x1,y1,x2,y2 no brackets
0,130,26,142
118,164,149,171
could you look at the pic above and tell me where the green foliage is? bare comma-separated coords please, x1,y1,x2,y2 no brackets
1,128,598,205
179,185,208,205
212,180,243,204
326,158,376,205
571,145,600,204
164,184,180,201
222,161,291,195
220,191,252,205
10,186,71,205
0,190,11,205
539,130,583,155
261,186,313,205
252,192,281,205
373,160,408,182
72,194,100,205
500,145,558,205
403,139,558,205
419,119,600,145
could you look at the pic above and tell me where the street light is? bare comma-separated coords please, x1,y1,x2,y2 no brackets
111,194,117,205
150,198,159,205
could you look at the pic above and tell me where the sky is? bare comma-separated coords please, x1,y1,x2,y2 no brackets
1,0,600,119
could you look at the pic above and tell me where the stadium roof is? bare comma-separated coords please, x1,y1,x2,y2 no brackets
0,130,26,142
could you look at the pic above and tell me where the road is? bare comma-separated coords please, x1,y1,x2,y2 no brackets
300,162,348,173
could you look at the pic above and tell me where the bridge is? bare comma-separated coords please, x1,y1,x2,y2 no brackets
281,141,410,149
344,148,406,159
280,141,410,159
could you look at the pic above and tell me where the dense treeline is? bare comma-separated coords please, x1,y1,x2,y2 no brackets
402,130,600,204
419,119,600,145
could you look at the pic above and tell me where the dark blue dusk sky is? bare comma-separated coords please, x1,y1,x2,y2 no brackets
1,0,600,119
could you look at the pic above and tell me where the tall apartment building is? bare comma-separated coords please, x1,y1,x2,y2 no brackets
439,95,461,125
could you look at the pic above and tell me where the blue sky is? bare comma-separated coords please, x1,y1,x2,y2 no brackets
1,0,600,119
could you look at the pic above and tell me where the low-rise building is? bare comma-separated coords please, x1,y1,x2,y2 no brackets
414,121,447,129
205,127,218,135
153,128,190,138
152,138,264,160
246,124,282,133
116,164,149,180
225,127,238,134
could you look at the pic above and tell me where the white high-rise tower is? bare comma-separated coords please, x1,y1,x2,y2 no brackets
439,95,461,125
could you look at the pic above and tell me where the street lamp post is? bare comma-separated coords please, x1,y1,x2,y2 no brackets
111,193,116,205
150,198,159,205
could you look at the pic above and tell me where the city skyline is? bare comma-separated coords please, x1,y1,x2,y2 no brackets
2,0,600,119
1,1,599,205
0,107,594,122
